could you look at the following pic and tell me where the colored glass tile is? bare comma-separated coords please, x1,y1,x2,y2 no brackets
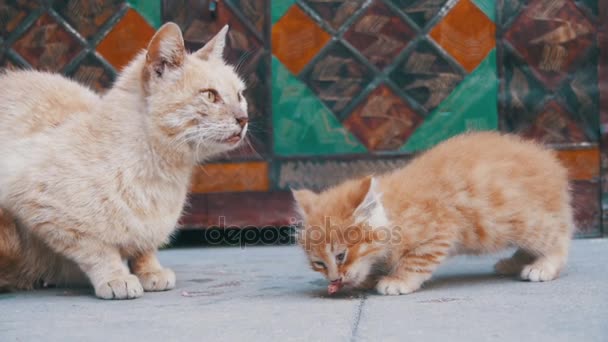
271,4,330,75
555,148,600,181
12,13,82,72
402,49,497,152
272,0,296,23
499,47,548,131
190,162,269,193
301,0,366,30
558,48,599,142
230,0,267,35
471,0,496,22
521,100,589,144
343,85,422,151
96,9,155,70
0,0,40,39
54,0,124,39
430,0,496,72
389,0,448,29
343,0,416,70
68,53,115,92
504,0,595,89
301,42,374,116
272,57,366,156
128,0,162,28
390,39,464,112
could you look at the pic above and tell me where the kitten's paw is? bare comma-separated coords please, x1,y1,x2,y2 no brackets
137,268,176,292
520,259,559,282
494,258,525,276
376,277,418,296
94,274,144,300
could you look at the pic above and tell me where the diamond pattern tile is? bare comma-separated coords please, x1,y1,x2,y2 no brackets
520,100,589,144
389,0,448,29
128,0,161,28
68,53,115,93
430,0,495,72
271,4,330,75
343,85,422,151
53,0,125,39
301,0,366,31
301,42,374,116
344,0,415,70
0,0,40,39
390,40,464,112
96,8,154,70
402,48,498,152
504,0,595,89
12,13,82,72
272,56,366,156
230,0,267,36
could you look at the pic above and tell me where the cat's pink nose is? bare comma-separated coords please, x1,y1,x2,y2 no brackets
236,116,248,128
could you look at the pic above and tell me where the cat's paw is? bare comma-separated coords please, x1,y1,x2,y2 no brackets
94,274,144,300
520,260,559,282
137,268,176,292
376,277,419,296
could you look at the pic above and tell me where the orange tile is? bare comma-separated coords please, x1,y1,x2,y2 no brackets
272,5,331,75
429,0,495,72
556,148,600,181
190,162,269,193
96,9,155,70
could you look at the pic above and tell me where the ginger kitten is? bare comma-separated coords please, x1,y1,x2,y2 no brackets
293,132,574,295
0,23,248,299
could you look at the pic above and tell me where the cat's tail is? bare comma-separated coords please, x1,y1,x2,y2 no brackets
0,207,24,291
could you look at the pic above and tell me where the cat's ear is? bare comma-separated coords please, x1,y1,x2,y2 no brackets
353,176,389,229
195,25,229,60
292,188,316,220
144,22,186,80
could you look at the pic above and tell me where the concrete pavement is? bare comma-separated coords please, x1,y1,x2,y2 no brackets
1,239,606,341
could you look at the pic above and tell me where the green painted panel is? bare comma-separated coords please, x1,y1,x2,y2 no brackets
401,48,498,152
272,57,367,156
128,0,161,28
472,0,496,22
272,0,297,24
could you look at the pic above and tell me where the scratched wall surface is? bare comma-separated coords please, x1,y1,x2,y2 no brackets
0,0,605,236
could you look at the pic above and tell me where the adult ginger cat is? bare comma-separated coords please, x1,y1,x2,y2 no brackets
0,23,248,299
293,132,574,295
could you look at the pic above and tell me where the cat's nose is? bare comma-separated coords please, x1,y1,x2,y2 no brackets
236,116,248,128
330,277,342,284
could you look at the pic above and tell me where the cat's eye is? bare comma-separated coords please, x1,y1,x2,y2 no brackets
201,89,220,103
336,252,346,263
313,261,326,269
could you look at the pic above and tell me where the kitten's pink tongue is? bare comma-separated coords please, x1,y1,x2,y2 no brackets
328,280,344,295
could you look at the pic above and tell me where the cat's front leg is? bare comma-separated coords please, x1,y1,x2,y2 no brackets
128,252,175,292
377,239,451,295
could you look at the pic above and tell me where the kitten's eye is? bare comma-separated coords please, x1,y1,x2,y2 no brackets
336,252,346,263
201,89,220,103
313,261,326,269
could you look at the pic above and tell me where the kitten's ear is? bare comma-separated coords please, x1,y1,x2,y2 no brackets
195,25,229,60
144,22,185,80
353,176,389,229
292,188,316,220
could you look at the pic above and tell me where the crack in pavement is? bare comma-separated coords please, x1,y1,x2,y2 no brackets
350,294,367,342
